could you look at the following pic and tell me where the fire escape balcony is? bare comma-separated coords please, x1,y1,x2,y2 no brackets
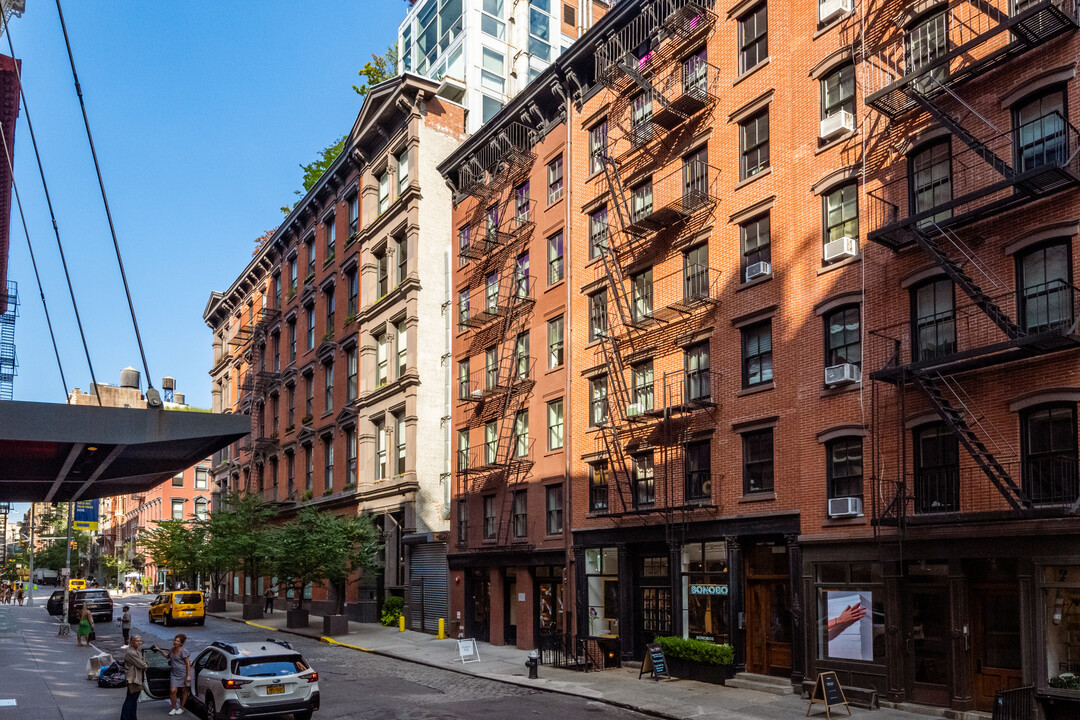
864,0,1079,120
637,368,723,419
867,111,1080,251
621,160,719,237
461,275,536,331
457,439,536,492
454,123,536,201
458,357,537,405
868,280,1080,383
608,262,721,336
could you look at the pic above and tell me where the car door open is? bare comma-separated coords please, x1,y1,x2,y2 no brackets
141,648,172,700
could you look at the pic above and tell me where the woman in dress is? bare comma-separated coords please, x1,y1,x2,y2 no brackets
76,603,94,647
152,634,190,716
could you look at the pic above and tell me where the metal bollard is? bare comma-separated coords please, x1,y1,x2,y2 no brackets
526,650,539,679
437,618,446,639
398,614,405,632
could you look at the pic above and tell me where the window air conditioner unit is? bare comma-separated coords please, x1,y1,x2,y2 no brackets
825,363,861,386
626,403,644,418
819,0,852,24
820,109,855,140
745,261,772,282
470,389,484,399
828,496,863,518
824,236,858,262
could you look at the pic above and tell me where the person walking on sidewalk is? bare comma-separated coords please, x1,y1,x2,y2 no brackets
120,606,132,647
152,634,190,716
121,636,147,720
76,603,94,647
16,584,24,605
264,586,274,614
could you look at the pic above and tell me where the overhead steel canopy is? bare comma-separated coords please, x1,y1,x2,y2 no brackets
0,400,250,502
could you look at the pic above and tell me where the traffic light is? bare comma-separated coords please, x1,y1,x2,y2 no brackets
69,540,76,550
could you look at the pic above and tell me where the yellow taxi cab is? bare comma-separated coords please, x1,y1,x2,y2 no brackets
67,578,87,591
148,590,205,626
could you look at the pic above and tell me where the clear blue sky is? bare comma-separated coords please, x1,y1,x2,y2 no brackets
6,2,405,411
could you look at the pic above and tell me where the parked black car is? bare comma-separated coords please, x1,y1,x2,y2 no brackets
67,589,113,623
46,590,64,616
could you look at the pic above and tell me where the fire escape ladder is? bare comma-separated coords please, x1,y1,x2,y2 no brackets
911,371,1031,510
912,224,1023,339
910,83,1014,181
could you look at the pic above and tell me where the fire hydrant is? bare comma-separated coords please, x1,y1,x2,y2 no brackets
525,650,539,679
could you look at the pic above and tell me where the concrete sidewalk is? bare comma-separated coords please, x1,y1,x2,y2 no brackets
208,601,963,720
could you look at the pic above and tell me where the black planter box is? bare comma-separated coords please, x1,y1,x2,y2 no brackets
241,603,264,620
323,614,349,636
204,597,227,613
665,656,727,685
286,608,310,628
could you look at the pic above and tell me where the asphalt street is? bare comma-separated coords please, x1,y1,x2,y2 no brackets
0,595,650,720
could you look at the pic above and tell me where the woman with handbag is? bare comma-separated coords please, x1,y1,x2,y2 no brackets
76,603,94,647
121,636,147,720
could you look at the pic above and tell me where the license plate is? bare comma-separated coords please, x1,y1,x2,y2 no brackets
266,685,285,695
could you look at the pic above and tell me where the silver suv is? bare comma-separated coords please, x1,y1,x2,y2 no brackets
143,638,319,720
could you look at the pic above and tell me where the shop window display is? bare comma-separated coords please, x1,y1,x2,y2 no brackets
814,562,885,663
684,541,729,644
585,547,619,636
1043,565,1080,692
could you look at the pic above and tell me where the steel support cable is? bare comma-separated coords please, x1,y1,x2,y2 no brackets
53,0,156,401
0,11,100,405
0,119,68,398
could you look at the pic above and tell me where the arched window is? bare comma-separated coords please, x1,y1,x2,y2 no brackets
194,497,208,521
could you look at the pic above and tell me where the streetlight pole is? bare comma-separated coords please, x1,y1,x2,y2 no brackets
61,501,73,624
26,502,34,607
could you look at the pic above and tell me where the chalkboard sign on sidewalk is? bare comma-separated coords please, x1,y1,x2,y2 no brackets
639,643,669,681
807,671,850,719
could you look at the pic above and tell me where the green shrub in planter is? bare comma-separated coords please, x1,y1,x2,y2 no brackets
380,595,404,626
654,636,734,666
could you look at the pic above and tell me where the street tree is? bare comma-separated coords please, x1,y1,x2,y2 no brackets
141,520,200,587
353,44,399,98
323,512,383,615
197,506,243,601
218,491,277,604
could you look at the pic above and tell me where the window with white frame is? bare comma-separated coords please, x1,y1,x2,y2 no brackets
481,47,506,93
171,499,184,520
481,0,505,39
547,399,563,450
397,150,409,196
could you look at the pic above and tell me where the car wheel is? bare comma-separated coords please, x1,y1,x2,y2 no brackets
292,713,313,720
197,618,205,626
205,693,218,720
148,611,155,624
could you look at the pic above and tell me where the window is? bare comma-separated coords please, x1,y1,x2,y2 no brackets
374,419,387,481
827,437,863,500
741,214,771,278
485,420,498,465
632,268,653,321
271,394,279,434
378,172,390,214
458,289,470,330
272,333,280,372
394,410,406,476
515,182,530,224
684,47,708,94
548,316,564,368
740,109,770,180
458,359,470,401
289,257,297,293
686,343,710,402
273,275,281,309
323,436,334,492
633,453,655,508
457,500,468,545
483,495,496,539
482,0,505,38
348,195,359,237
485,345,498,389
685,440,711,501
825,306,861,369
304,444,313,491
685,243,709,299
325,288,335,333
172,472,184,488
547,156,563,203
481,47,505,93
589,206,609,259
514,331,529,380
589,290,608,341
738,3,768,73
584,547,619,634
376,250,389,298
397,151,409,196
589,120,607,175
547,232,564,284
194,497,208,521
513,491,527,538
304,374,314,417
325,216,335,258
195,468,208,490
288,321,297,362
323,360,334,414
397,237,408,285
742,321,773,387
346,428,357,486
590,376,609,426
633,361,654,412
171,499,184,520
631,179,654,223
1022,405,1078,504
286,452,294,496
824,183,859,250
375,331,388,387
458,226,471,266
482,95,502,123
395,319,408,378
630,93,653,146
821,64,855,120
457,429,470,471
528,0,552,59
515,252,529,298
905,11,947,89
306,238,316,278
514,410,529,457
486,272,500,313
546,484,563,535
1015,90,1067,172
1018,241,1072,333
287,385,295,426
346,347,358,402
547,399,564,450
913,423,959,513
589,463,609,513
684,146,709,205
305,305,315,350
910,140,952,227
743,428,774,494
912,278,955,362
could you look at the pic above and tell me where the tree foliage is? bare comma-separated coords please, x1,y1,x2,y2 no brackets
353,43,399,98
217,491,277,602
252,227,278,257
140,520,201,587
280,137,347,216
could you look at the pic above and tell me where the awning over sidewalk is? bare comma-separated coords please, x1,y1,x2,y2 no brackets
0,400,250,502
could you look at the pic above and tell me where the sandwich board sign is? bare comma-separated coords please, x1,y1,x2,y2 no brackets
458,638,480,664
639,643,669,681
807,671,850,718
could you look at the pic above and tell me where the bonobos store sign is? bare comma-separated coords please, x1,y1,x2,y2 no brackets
689,584,728,596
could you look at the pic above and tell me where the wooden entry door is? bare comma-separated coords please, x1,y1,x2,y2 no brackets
971,589,1022,712
465,571,490,643
746,580,792,676
905,586,951,706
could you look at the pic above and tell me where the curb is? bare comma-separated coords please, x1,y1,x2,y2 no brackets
207,612,683,720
